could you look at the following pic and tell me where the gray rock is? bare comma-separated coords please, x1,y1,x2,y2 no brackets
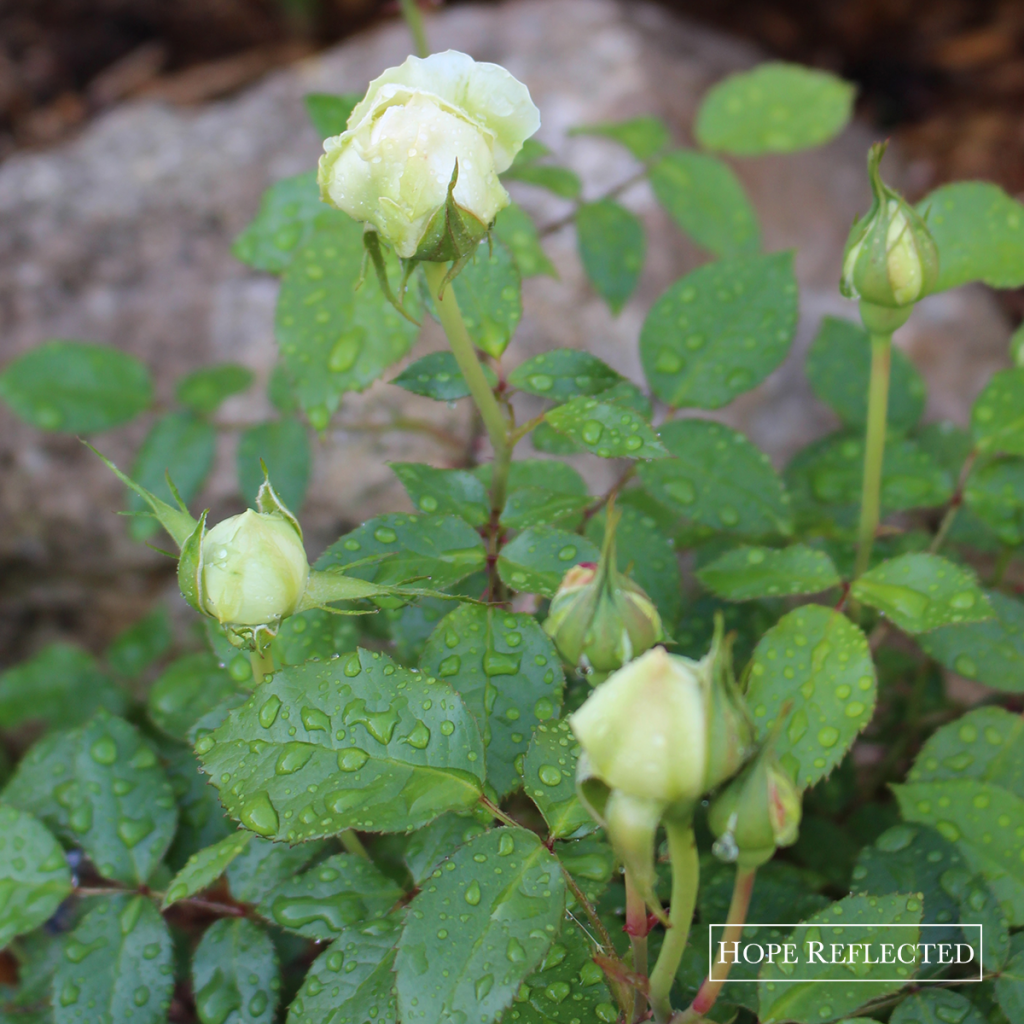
0,0,1011,657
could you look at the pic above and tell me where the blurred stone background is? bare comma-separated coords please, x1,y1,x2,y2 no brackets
0,0,1020,664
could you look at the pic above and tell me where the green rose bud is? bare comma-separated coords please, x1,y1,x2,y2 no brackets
707,743,802,870
318,50,540,260
543,510,664,679
840,142,939,308
201,510,309,628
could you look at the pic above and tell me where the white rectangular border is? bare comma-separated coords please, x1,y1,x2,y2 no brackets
707,923,983,983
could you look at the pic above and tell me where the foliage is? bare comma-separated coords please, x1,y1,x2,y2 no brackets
0,34,1021,1024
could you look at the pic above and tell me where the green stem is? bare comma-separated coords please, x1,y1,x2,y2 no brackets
624,872,649,1023
340,830,370,859
398,0,429,57
676,866,757,1024
250,647,274,686
423,261,512,542
853,331,892,580
649,821,699,1022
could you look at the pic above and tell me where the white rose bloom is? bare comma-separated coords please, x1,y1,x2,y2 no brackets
201,510,309,627
318,50,540,258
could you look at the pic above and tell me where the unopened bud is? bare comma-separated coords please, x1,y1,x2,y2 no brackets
840,143,939,309
544,510,663,677
570,647,706,806
708,744,802,869
201,510,309,627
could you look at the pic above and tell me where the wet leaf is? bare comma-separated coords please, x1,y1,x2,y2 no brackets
162,832,253,908
492,204,557,278
972,368,1024,457
237,419,310,513
225,836,327,905
544,397,668,460
575,200,645,314
696,62,855,155
390,463,490,527
697,544,841,601
497,527,600,598
420,604,564,797
641,252,798,409
649,148,760,256
147,653,240,742
570,116,671,160
450,238,521,358
0,806,72,948
522,719,594,840
259,852,402,940
4,711,176,885
850,553,992,634
638,419,792,538
508,350,623,402
891,990,989,1024
192,917,279,1024
918,591,1024,693
0,340,152,434
403,813,488,885
746,604,875,788
105,611,171,680
52,894,173,1024
395,827,564,1024
176,364,253,415
198,649,485,841
391,350,498,402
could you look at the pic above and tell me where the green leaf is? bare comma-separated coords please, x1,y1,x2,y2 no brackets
996,950,1024,1023
391,350,498,402
403,813,488,885
918,590,1024,693
420,604,564,797
163,832,253,908
964,456,1024,544
303,91,360,139
192,917,279,1024
697,544,841,601
232,171,343,274
449,239,522,358
757,893,921,1024
395,827,565,1024
649,149,761,256
258,852,403,940
162,743,233,871
499,488,592,532
893,780,1024,926
390,463,489,526
492,204,557,279
543,397,668,459
0,806,72,947
575,200,645,314
502,163,581,199
747,604,875,788
785,432,953,528
906,706,1024,798
271,608,359,669
497,527,600,598
52,894,173,1024
853,823,1009,975
638,419,793,538
918,182,1024,291
275,219,420,423
640,252,798,409
3,711,176,885
850,553,992,634
696,62,855,155
806,316,926,432
585,503,682,626
570,116,671,160
176,364,253,415
972,368,1024,456
316,512,487,594
286,915,401,1024
892,990,989,1024
127,411,216,540
198,649,485,841
508,349,624,402
237,418,310,512
0,643,126,731
599,379,652,419
0,340,152,434
502,918,616,1024
147,653,240,742
522,719,593,840
105,611,171,680
531,421,583,455
225,836,326,904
